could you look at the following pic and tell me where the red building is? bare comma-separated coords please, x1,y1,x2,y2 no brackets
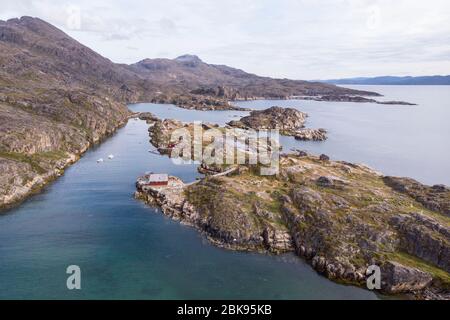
146,173,169,186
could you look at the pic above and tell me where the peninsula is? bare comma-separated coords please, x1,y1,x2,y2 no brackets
135,112,450,299
136,152,450,300
0,16,390,209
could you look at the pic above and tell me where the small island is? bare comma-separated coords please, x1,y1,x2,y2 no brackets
227,106,328,141
297,95,416,105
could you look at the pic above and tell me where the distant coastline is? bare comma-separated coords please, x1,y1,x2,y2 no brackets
319,75,450,85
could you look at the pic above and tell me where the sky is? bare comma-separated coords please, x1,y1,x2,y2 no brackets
1,0,450,79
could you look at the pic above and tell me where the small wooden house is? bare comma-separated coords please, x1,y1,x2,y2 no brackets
147,173,169,186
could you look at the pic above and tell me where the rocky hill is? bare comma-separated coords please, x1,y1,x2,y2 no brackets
0,16,381,209
227,106,327,140
0,17,137,208
130,54,379,100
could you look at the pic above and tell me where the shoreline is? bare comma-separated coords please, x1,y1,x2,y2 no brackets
0,116,130,213
135,153,450,300
231,95,416,106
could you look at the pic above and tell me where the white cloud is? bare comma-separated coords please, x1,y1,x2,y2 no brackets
1,0,449,79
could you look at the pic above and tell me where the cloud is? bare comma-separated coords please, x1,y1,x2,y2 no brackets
159,18,177,35
1,0,449,78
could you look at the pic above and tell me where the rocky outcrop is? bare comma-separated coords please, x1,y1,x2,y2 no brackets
138,112,159,122
135,172,293,253
280,159,449,297
148,118,186,154
301,95,379,103
135,175,187,218
0,152,79,208
383,176,450,216
147,118,279,163
0,95,128,209
228,106,307,134
150,93,249,111
294,128,327,141
298,95,415,105
190,85,243,101
377,100,417,106
390,213,450,272
381,261,433,293
0,17,133,208
136,154,450,299
227,106,328,140
197,162,233,175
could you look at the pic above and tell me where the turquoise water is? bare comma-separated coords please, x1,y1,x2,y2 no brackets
1,85,448,299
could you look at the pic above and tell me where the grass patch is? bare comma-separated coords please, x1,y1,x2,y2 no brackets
0,152,45,174
34,150,67,161
0,151,67,174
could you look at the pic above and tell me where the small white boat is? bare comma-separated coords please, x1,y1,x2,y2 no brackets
108,154,114,159
97,158,104,163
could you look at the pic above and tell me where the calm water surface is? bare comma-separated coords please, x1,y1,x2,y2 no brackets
236,85,450,185
1,85,448,299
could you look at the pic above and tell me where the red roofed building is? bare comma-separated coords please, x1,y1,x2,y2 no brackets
146,173,169,186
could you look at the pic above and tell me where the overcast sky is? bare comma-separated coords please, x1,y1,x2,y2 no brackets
1,0,450,79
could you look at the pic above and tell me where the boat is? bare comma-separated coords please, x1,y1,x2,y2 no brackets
108,154,114,159
97,158,104,163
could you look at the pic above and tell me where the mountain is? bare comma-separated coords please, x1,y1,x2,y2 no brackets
0,16,379,209
322,75,450,85
130,55,380,100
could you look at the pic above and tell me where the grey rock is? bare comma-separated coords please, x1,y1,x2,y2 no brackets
381,261,432,293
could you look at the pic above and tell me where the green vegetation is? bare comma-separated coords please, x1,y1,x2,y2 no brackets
178,154,450,297
0,151,67,174
387,252,450,287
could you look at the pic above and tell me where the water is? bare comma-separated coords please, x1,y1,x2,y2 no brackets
235,85,450,185
0,114,376,299
2,85,448,299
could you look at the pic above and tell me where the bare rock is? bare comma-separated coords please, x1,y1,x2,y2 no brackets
138,112,159,122
381,261,432,293
294,128,327,141
227,106,307,135
316,176,333,187
390,213,450,272
383,176,450,216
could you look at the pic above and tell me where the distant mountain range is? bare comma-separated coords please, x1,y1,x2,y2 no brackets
321,75,450,85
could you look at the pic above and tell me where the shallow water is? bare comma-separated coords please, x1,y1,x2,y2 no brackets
1,85,447,299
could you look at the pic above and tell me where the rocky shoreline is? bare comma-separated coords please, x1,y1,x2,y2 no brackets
135,153,450,300
0,116,129,211
296,95,416,105
135,172,293,253
150,93,250,111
